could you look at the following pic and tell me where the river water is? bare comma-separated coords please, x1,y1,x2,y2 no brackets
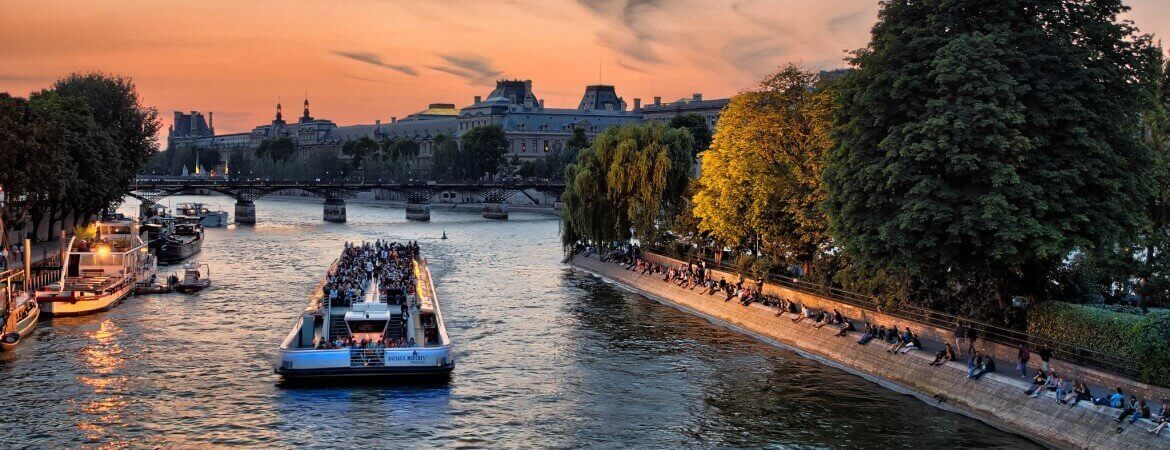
0,195,1038,448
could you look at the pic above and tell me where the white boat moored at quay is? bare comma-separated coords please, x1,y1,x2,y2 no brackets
276,240,453,380
35,217,154,316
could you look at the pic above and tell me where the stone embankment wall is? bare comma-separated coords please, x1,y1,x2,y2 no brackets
638,253,1170,403
570,254,1169,450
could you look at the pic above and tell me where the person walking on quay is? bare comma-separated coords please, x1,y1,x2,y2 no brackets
1037,345,1053,373
1017,344,1031,378
954,322,968,357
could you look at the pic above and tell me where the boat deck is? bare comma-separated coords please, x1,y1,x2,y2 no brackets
61,276,124,293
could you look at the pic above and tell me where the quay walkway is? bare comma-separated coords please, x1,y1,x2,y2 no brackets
569,252,1170,449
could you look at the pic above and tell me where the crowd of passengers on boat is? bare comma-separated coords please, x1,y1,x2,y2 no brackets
316,240,422,350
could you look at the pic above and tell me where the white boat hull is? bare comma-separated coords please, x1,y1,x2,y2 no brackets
276,345,454,379
37,282,133,316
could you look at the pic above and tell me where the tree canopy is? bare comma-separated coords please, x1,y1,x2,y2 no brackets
668,113,713,156
256,136,296,163
823,0,1162,315
1,72,159,245
692,65,833,271
341,136,379,170
561,122,693,245
459,125,509,179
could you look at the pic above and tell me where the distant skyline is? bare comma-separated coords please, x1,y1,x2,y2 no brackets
3,0,1169,137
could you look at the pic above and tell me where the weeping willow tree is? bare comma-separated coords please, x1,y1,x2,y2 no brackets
561,122,693,247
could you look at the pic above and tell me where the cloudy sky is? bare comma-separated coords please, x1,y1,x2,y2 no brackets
3,0,1169,138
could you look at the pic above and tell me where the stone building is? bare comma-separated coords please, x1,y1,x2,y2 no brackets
165,79,729,165
640,93,730,130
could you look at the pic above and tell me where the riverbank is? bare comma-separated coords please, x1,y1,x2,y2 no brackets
569,253,1169,449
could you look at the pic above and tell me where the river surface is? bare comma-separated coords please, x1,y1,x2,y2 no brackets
0,195,1039,449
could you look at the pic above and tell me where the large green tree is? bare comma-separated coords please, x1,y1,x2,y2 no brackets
341,136,379,170
668,113,713,157
460,125,509,178
693,65,833,273
824,0,1162,316
561,122,693,245
256,136,296,163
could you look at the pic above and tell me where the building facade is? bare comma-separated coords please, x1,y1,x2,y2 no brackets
166,80,730,165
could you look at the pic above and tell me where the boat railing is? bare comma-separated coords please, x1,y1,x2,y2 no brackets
349,348,385,367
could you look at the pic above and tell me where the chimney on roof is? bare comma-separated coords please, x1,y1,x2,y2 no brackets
653,96,661,106
391,116,397,124
376,119,381,126
474,95,482,103
539,99,545,109
208,112,214,129
633,98,641,110
693,93,702,101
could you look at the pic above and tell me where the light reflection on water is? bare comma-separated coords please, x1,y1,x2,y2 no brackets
0,195,1039,448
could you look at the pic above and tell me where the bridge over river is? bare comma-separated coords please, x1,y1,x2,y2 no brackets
129,178,566,223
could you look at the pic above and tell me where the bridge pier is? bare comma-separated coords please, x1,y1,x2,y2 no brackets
405,202,431,221
554,201,565,215
482,202,508,220
235,200,256,225
323,199,347,223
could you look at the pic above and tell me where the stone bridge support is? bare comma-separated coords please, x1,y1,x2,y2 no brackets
323,198,347,223
404,190,433,221
481,188,510,220
235,200,256,225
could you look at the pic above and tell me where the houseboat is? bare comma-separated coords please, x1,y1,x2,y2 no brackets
158,220,203,264
275,241,453,380
36,218,152,316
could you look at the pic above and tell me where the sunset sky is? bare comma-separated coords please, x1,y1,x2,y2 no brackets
3,0,1169,142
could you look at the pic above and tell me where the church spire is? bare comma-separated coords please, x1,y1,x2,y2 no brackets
302,97,312,121
275,101,283,122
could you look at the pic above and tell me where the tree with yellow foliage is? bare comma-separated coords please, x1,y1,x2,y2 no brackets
692,65,833,273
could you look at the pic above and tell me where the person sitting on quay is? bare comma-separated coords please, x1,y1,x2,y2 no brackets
1052,374,1072,402
856,322,877,345
1024,369,1062,397
1061,380,1092,407
898,332,922,354
1149,400,1169,435
793,305,813,323
887,327,914,353
835,319,855,337
1095,387,1126,408
929,343,956,366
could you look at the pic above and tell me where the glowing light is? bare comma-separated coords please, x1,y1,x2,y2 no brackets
96,246,110,257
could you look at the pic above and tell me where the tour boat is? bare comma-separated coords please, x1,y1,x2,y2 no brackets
158,220,203,264
174,262,210,294
36,219,152,316
275,243,454,380
1,273,39,351
175,202,228,228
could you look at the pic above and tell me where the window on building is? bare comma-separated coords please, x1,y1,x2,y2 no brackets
543,140,549,153
521,142,526,153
